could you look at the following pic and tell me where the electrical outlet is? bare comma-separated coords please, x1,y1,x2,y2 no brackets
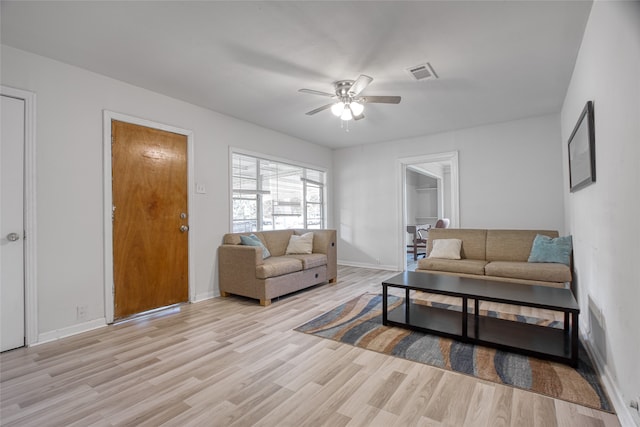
76,305,88,321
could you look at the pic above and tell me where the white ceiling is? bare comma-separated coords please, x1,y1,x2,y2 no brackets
1,1,592,149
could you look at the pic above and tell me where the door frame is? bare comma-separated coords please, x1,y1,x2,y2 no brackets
397,151,460,269
1,86,38,346
103,111,195,324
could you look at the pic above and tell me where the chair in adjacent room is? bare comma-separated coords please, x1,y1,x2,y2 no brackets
434,218,450,229
407,225,429,260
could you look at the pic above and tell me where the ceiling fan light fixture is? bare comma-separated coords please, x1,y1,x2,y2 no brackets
350,101,364,116
331,101,345,117
340,106,353,121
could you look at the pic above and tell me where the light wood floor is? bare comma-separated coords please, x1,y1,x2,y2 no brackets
1,266,620,427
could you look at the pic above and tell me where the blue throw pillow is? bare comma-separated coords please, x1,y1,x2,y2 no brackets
239,234,271,259
528,234,572,266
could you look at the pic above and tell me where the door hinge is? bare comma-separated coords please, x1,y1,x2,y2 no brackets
112,205,116,222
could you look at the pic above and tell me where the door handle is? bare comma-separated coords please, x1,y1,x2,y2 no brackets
180,225,189,233
6,232,20,242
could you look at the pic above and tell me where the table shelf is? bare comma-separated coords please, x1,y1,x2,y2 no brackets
469,314,573,361
387,302,463,338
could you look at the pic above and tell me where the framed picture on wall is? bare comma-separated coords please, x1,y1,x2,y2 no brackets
568,100,596,192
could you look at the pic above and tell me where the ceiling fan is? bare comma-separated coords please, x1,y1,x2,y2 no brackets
299,75,401,121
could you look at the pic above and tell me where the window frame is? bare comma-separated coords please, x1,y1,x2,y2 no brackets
230,149,327,233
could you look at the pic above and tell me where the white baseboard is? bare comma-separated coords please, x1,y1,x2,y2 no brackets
338,260,399,271
193,291,216,303
581,331,638,427
35,318,107,346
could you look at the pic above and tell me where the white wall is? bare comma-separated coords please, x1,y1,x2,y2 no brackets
405,170,419,225
415,175,438,224
560,1,640,424
334,114,565,269
406,171,438,226
443,169,452,221
412,162,452,223
0,46,333,339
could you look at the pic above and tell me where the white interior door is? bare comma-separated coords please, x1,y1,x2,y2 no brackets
1,94,26,352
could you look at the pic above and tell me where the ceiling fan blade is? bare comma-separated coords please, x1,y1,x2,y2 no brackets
305,103,334,115
362,96,401,104
353,113,365,121
348,75,373,96
299,88,336,98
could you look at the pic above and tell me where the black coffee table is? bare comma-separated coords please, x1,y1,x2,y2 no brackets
382,271,580,367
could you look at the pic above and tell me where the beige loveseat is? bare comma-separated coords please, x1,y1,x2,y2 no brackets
416,229,572,288
218,229,337,306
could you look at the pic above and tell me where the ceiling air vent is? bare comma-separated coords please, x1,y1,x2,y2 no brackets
407,62,438,81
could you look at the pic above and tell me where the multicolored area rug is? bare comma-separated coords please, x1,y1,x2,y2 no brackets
295,293,613,412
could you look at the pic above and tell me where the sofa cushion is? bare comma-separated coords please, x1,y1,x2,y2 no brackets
485,261,571,283
223,233,243,245
260,230,294,257
285,232,314,254
284,253,327,269
528,234,572,266
486,230,559,262
240,234,271,259
418,258,488,276
297,229,331,254
428,239,462,259
427,229,487,260
256,256,302,279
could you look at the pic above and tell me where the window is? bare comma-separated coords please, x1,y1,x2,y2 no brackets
231,152,326,232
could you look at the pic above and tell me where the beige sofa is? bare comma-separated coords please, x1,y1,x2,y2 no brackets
416,229,572,288
218,229,337,306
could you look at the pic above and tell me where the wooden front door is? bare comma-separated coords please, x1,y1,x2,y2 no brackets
111,120,189,320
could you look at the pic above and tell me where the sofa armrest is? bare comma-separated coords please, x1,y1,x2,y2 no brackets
218,244,263,295
307,229,335,254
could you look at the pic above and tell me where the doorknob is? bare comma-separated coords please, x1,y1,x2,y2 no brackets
6,232,20,242
180,225,189,233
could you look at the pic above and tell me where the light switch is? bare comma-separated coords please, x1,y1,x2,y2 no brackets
196,183,206,194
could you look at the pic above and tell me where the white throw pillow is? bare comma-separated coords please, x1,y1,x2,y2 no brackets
428,239,462,259
285,232,314,254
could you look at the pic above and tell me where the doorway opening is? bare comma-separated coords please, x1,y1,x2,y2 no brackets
398,151,459,271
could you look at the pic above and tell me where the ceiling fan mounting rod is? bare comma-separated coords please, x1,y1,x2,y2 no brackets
334,80,355,97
